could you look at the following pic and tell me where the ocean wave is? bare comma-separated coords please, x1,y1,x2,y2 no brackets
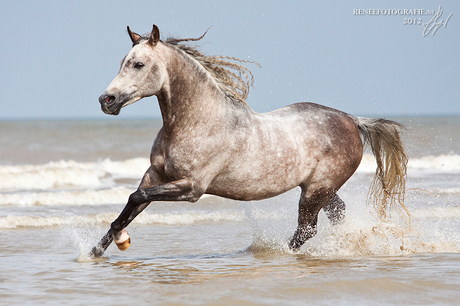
0,211,245,229
356,153,460,174
0,187,132,206
0,213,118,229
434,188,460,195
408,154,460,173
0,158,149,191
412,207,460,219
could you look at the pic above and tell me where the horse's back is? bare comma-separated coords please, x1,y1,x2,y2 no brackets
263,102,354,123
259,102,361,148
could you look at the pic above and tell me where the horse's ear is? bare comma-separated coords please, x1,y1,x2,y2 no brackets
148,24,160,47
127,26,141,45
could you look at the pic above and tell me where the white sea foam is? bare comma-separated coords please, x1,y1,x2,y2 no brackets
0,158,149,192
248,208,460,257
434,188,460,195
0,213,116,229
0,160,105,191
0,187,132,206
0,211,245,229
356,153,460,174
412,207,460,219
303,220,460,256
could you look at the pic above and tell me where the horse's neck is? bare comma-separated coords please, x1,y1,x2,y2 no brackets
157,49,240,133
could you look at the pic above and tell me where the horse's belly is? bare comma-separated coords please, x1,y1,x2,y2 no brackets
206,152,315,201
206,177,300,201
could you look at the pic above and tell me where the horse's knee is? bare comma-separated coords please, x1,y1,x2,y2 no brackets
111,221,123,232
323,194,346,225
111,191,145,232
128,189,146,206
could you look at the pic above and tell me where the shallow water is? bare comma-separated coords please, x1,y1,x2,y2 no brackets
3,230,460,305
1,117,460,305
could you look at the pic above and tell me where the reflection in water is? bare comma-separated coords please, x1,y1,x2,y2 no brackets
102,249,370,285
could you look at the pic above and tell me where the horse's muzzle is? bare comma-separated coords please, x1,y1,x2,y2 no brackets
99,94,121,115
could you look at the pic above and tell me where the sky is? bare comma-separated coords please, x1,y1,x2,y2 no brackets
0,0,458,119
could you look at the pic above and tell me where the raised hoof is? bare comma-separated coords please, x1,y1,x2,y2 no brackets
115,238,131,251
114,230,131,251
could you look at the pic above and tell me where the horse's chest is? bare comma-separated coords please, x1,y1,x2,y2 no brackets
151,143,203,180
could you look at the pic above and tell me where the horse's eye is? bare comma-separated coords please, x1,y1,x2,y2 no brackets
133,62,145,69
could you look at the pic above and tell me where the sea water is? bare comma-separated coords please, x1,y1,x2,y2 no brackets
0,117,459,305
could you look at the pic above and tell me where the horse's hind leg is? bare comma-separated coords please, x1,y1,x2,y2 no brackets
322,194,346,225
289,187,334,250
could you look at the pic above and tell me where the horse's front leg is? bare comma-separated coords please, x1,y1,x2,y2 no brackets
112,178,195,232
90,178,198,258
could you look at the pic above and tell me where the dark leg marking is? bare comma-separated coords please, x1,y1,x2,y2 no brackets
289,215,318,250
289,188,335,250
322,194,346,225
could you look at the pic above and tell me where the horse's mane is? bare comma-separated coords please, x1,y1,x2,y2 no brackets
136,29,259,106
164,31,260,105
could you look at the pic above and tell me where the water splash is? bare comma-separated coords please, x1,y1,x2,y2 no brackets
60,224,109,262
241,189,460,258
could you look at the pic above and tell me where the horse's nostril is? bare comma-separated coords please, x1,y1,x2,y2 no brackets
105,96,115,103
99,94,116,105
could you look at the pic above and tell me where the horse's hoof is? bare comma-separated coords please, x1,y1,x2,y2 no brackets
114,230,131,251
116,238,131,251
89,246,104,258
288,240,301,251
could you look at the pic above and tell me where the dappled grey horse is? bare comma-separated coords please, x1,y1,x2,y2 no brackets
91,25,408,257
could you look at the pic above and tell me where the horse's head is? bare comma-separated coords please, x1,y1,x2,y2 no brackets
99,25,167,115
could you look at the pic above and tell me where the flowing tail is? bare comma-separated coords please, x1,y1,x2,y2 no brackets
355,117,410,224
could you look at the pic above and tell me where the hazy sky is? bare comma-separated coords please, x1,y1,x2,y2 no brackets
0,1,458,119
